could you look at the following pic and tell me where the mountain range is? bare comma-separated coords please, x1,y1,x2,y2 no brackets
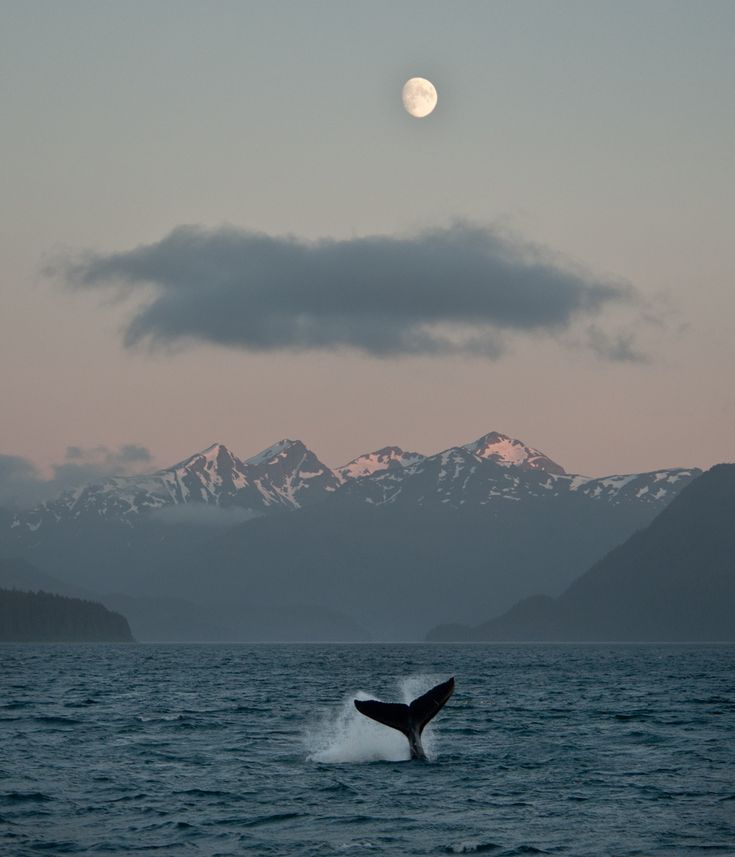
0,431,701,640
8,431,695,529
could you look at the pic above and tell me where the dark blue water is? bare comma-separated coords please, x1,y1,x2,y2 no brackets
1,644,733,856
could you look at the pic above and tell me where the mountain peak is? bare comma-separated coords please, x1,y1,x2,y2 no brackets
245,439,305,467
464,431,565,475
200,442,229,459
243,439,340,508
167,442,237,473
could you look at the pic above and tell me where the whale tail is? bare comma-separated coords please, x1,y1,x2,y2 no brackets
354,677,455,759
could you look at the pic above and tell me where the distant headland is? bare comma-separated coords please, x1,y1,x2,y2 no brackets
0,588,134,642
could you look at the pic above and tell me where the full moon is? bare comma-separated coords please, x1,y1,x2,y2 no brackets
402,77,438,118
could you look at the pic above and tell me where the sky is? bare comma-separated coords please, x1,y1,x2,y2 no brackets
1,0,734,490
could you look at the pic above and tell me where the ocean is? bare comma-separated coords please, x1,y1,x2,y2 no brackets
1,643,733,856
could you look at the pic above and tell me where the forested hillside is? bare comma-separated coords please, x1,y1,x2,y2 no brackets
0,589,134,642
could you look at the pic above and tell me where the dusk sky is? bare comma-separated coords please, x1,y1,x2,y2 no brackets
2,0,734,488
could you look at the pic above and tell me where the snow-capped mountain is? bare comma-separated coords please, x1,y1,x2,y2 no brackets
340,436,698,511
7,430,700,533
10,439,340,530
166,438,341,511
243,439,341,508
343,449,698,510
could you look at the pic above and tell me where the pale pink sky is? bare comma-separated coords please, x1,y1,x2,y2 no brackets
1,2,733,480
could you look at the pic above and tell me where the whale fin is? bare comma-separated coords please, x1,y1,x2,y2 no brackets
353,700,410,736
353,677,455,737
410,676,455,734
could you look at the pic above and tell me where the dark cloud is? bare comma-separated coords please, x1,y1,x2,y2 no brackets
54,223,639,359
0,445,154,509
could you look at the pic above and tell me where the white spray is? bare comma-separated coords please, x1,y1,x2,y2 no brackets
305,675,441,763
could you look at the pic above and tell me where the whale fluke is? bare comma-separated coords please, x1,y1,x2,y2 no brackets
354,677,455,760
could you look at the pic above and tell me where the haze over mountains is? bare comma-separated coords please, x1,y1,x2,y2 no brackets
428,463,735,642
0,431,702,640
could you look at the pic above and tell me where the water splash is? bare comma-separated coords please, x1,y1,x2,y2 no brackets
305,675,441,764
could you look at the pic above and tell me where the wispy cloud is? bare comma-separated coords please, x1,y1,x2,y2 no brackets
52,222,642,360
585,325,649,364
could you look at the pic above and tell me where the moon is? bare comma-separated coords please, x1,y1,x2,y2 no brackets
402,77,438,118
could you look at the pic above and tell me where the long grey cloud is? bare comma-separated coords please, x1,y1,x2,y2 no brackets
55,223,639,359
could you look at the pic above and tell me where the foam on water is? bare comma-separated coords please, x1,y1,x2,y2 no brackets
305,675,441,763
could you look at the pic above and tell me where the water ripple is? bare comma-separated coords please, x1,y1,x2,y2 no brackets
0,642,733,856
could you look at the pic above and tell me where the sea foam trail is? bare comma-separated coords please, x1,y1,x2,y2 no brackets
305,675,441,763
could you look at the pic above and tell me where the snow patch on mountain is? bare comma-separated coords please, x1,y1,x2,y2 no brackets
563,468,699,505
337,446,425,482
